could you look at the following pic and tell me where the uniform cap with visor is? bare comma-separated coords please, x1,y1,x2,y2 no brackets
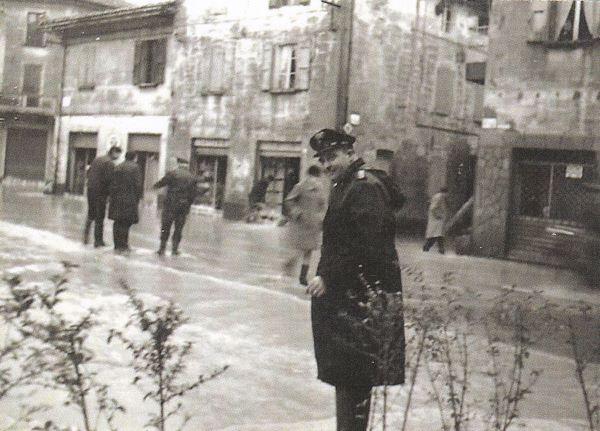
309,128,356,158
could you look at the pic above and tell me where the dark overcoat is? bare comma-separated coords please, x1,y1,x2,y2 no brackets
154,167,197,215
108,161,143,224
312,159,405,388
87,155,114,197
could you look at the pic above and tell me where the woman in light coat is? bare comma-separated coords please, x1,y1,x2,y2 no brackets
423,187,448,254
283,165,327,285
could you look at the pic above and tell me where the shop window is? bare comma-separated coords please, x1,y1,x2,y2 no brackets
133,39,167,86
269,0,310,9
261,42,311,92
193,155,227,209
25,12,45,47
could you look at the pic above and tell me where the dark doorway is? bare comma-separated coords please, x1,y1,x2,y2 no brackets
259,156,300,211
193,154,228,209
5,128,47,180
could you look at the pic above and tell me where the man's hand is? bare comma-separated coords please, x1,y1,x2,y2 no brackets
307,276,327,297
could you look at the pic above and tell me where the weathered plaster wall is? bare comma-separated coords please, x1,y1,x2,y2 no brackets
484,0,600,140
62,30,174,116
173,0,335,217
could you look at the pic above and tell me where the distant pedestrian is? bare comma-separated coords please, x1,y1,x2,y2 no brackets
108,151,143,253
423,187,448,254
83,145,122,247
283,165,326,286
154,158,198,256
307,128,405,431
248,175,274,210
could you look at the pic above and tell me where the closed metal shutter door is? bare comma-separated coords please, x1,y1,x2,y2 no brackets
5,128,47,180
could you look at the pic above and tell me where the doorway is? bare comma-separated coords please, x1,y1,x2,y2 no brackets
259,156,300,210
192,154,227,209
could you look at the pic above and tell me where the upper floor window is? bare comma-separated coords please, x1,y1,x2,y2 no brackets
133,39,167,87
466,62,486,85
269,0,310,9
529,1,600,45
261,42,311,93
26,12,46,47
198,43,231,95
22,64,42,107
78,46,96,90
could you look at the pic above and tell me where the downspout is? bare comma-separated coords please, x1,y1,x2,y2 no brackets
335,0,355,130
52,33,67,194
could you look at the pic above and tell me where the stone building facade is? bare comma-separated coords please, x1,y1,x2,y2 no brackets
473,0,600,269
45,1,177,201
170,0,488,220
0,0,128,186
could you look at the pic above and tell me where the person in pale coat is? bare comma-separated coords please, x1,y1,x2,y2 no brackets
283,165,327,285
423,187,448,254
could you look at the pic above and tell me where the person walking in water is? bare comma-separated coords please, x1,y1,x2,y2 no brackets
283,164,327,285
83,145,122,247
153,157,198,256
423,187,449,254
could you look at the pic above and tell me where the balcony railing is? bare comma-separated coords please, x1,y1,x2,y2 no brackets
0,94,57,114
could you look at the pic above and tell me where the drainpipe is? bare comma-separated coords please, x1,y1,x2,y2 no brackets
335,0,355,130
51,34,67,194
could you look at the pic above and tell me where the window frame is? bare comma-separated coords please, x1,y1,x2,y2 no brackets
78,45,96,91
133,38,167,87
21,63,43,107
25,12,46,48
272,44,297,93
269,0,310,9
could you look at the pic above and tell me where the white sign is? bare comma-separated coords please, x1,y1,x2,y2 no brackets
566,164,583,179
482,118,497,129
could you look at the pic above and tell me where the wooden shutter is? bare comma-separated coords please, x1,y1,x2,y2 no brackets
199,40,211,95
222,40,236,93
78,45,96,89
209,45,225,94
528,0,550,41
261,42,273,91
433,65,454,116
23,64,41,95
151,39,167,85
295,42,311,90
133,40,143,85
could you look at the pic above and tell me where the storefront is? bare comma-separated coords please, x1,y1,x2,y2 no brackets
128,133,161,194
67,132,97,194
508,148,596,267
192,139,229,210
4,126,49,181
256,141,301,212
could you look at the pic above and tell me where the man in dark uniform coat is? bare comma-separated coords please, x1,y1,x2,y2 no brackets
108,151,143,253
84,145,122,247
306,129,405,431
153,158,198,256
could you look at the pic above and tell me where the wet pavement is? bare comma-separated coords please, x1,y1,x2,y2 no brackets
0,183,598,430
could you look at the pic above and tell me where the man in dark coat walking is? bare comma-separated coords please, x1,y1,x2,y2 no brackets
154,158,198,256
108,151,143,253
83,145,122,247
307,129,405,431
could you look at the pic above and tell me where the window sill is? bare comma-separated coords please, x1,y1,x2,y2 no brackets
270,88,303,94
527,38,600,49
137,82,161,89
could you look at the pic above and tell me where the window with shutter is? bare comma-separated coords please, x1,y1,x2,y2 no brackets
271,44,309,92
25,12,45,47
208,45,225,94
261,42,273,91
22,64,42,107
433,66,455,116
529,0,600,44
133,39,167,87
78,46,96,90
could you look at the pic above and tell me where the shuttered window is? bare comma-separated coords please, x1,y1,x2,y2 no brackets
263,42,311,93
433,66,454,116
78,46,96,90
133,39,167,86
269,0,310,9
198,42,235,95
528,0,600,43
25,12,45,47
22,64,42,107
